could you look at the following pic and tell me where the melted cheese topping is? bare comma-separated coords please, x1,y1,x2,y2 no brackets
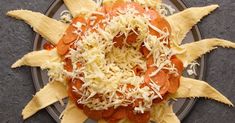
57,3,178,113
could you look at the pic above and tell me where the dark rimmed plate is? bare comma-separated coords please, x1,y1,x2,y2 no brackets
31,0,204,122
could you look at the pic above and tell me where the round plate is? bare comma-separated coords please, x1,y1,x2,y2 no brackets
31,0,204,122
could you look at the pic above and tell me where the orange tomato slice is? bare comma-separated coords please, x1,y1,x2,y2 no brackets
145,9,171,37
168,56,184,93
113,34,125,48
63,58,73,72
146,55,154,68
133,65,143,76
57,39,70,56
126,31,138,44
168,75,180,93
57,16,87,55
108,107,127,122
102,107,115,118
67,79,83,103
83,106,103,120
144,67,170,95
140,44,150,58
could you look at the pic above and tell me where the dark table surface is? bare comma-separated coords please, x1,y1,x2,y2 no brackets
0,0,235,123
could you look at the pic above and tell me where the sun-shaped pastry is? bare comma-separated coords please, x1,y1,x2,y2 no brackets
7,0,235,123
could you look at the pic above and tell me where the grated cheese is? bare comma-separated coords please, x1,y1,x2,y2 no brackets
129,0,162,9
53,2,179,113
60,10,72,23
159,3,176,16
41,61,66,84
187,61,199,76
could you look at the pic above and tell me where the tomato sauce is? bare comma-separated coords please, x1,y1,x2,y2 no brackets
59,1,183,123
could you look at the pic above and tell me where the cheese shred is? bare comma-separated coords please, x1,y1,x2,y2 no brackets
54,3,178,113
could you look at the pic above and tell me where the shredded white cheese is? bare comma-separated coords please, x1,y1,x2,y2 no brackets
60,10,72,23
41,61,66,84
187,61,199,76
159,3,176,16
49,2,179,113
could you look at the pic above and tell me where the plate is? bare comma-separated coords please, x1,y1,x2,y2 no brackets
31,0,205,122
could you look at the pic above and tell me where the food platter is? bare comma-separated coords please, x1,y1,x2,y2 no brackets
31,0,204,122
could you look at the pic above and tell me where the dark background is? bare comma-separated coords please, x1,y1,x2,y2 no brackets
0,0,235,123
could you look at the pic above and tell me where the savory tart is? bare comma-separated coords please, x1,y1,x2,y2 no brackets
7,0,234,123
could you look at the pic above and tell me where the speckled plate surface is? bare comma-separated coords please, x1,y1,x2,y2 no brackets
31,0,204,122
